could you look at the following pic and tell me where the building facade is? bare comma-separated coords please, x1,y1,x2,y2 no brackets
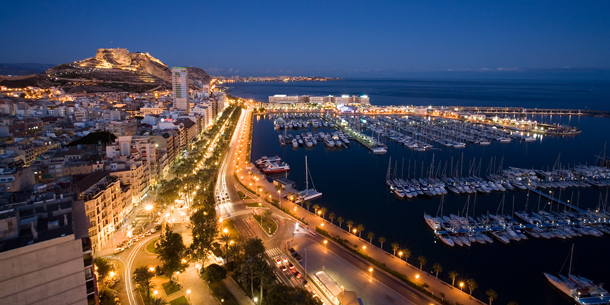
172,67,188,111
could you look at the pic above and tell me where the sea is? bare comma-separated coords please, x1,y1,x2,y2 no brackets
229,79,610,305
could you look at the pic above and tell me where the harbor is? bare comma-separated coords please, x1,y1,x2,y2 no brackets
249,110,610,305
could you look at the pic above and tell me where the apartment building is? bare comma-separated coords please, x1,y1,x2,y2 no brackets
0,196,96,305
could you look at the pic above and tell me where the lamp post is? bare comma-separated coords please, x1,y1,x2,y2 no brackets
415,274,420,282
323,240,328,252
368,267,373,280
398,251,403,260
459,282,464,293
186,289,191,302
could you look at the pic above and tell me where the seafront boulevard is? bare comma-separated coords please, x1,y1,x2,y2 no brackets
233,109,487,305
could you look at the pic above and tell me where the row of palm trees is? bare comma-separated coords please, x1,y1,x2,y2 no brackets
303,202,517,305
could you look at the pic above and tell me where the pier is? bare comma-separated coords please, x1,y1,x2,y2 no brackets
526,186,586,213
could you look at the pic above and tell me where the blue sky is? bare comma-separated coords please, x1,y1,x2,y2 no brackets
1,0,609,78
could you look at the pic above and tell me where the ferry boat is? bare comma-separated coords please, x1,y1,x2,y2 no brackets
545,245,610,305
261,162,290,174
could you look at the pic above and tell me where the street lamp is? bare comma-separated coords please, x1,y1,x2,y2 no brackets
353,228,357,235
186,289,191,302
415,274,420,281
459,282,464,292
398,251,403,260
362,245,366,251
323,240,328,251
369,267,373,280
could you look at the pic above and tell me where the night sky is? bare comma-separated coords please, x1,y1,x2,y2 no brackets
1,0,609,78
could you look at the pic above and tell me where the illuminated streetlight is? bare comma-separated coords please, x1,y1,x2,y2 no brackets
415,274,420,281
459,282,464,292
353,229,357,235
398,251,403,260
223,228,228,234
145,204,153,211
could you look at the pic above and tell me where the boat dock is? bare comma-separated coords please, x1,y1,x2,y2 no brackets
526,186,586,213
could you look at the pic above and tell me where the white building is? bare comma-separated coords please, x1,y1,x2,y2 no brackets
172,67,188,111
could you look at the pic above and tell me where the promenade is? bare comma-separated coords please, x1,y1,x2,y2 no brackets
234,165,486,305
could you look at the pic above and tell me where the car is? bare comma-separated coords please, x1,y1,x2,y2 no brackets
301,279,309,287
274,258,281,265
280,265,287,272
295,272,302,278
282,256,288,263
288,262,295,270
113,248,124,254
144,231,152,236
149,228,156,233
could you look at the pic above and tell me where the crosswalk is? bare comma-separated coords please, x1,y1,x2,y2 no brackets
265,247,282,257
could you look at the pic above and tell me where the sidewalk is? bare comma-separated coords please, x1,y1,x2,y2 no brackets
235,173,486,305
223,276,255,305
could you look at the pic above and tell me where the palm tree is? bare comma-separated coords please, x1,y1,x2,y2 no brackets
418,255,427,272
346,220,354,232
466,278,477,296
391,242,399,256
402,248,411,262
378,236,386,249
220,233,233,258
313,204,320,214
255,259,273,304
448,271,459,286
337,216,344,228
320,207,327,219
305,201,312,211
132,266,154,300
433,263,443,278
486,289,498,305
149,297,168,305
356,224,364,238
367,231,375,244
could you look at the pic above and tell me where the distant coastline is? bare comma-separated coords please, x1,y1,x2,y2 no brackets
214,75,341,84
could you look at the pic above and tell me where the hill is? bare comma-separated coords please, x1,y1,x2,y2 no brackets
0,48,211,93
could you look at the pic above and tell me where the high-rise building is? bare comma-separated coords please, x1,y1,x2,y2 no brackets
172,67,188,111
0,195,96,305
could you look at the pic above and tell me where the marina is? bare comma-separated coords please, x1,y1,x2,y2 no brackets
239,79,610,305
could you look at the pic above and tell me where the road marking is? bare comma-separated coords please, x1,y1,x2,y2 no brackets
265,247,282,257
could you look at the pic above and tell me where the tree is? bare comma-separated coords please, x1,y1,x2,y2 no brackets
367,231,375,244
149,297,169,305
313,204,320,214
262,209,273,224
356,224,364,238
243,237,265,258
220,233,234,258
204,264,227,283
347,220,354,232
94,257,113,283
378,236,386,249
190,209,218,264
466,278,478,296
402,248,411,261
320,207,327,219
255,258,274,304
305,201,312,211
418,255,427,272
507,302,519,305
265,283,321,305
337,216,344,228
449,271,459,286
133,266,154,300
329,212,336,224
99,288,116,305
157,224,187,275
433,263,443,278
391,242,399,256
486,289,498,305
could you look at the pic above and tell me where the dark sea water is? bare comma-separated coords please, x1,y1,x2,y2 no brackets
227,79,610,111
232,79,610,305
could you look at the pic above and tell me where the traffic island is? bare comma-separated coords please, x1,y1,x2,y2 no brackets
169,296,189,305
162,281,182,296
209,281,239,305
253,214,278,235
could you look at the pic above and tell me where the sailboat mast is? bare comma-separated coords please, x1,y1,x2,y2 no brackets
568,244,574,278
305,156,308,190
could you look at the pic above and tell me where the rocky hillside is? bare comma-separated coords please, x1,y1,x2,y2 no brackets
0,48,211,93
